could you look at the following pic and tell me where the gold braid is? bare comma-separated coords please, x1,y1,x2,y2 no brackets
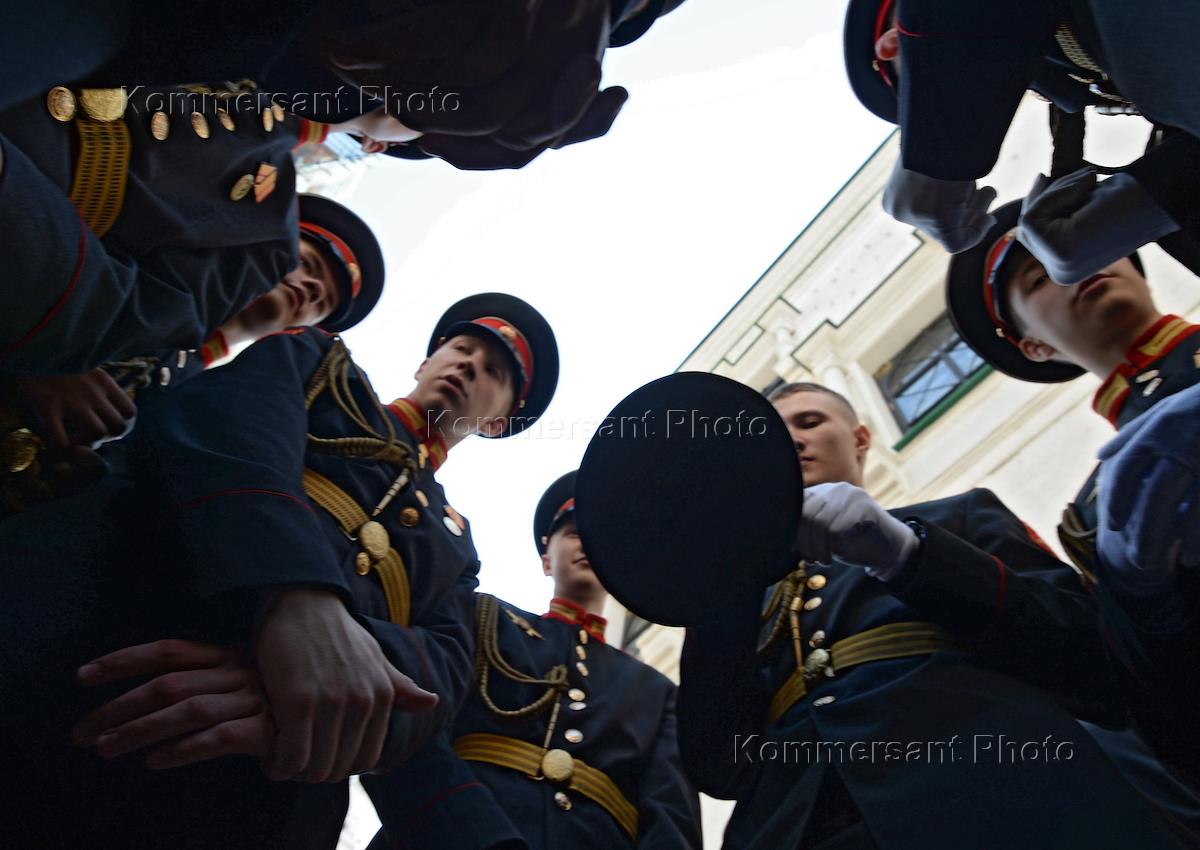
475,594,569,719
304,337,418,474
758,566,806,653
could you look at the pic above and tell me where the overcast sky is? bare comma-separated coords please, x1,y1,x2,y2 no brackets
336,0,892,617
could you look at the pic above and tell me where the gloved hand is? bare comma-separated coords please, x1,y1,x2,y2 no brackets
1018,168,1180,285
1097,382,1200,601
322,0,626,170
796,482,919,581
882,159,997,253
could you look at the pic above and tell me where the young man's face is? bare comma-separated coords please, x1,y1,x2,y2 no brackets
236,237,341,336
541,517,603,599
1004,255,1156,369
771,391,870,488
412,333,517,438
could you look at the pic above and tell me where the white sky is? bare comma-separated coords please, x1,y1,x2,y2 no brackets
336,0,892,616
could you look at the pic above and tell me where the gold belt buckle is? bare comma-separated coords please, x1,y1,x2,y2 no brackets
803,647,833,682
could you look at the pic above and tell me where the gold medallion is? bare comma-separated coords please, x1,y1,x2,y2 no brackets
229,173,255,201
46,86,77,122
80,87,126,121
262,109,274,132
190,112,210,138
217,109,235,132
360,520,390,561
540,749,574,783
2,428,42,473
150,111,170,140
355,552,372,575
271,102,285,122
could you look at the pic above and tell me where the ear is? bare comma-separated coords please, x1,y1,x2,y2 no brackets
875,28,899,61
413,357,430,382
541,551,552,577
361,137,386,154
478,416,507,438
1018,337,1059,363
853,423,872,460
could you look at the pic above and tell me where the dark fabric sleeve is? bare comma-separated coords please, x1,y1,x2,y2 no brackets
634,686,703,849
129,329,349,601
361,561,481,772
1124,132,1200,244
361,732,528,850
675,592,770,799
886,488,1121,722
0,135,292,374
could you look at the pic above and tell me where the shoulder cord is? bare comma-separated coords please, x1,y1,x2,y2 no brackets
475,594,569,719
758,566,806,652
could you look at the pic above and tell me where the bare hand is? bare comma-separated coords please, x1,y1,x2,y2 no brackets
3,368,136,448
72,639,273,770
255,588,438,782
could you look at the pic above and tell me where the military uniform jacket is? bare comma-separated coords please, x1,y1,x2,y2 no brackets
677,489,1191,850
1061,315,1200,782
0,85,320,374
364,595,702,850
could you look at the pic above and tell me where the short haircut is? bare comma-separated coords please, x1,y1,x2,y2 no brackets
766,382,859,423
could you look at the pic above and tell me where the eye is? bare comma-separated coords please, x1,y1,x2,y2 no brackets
799,417,820,429
1030,273,1048,290
301,257,313,274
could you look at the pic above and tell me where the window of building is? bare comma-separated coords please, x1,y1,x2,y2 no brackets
875,314,987,434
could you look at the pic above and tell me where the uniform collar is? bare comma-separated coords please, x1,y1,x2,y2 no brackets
386,398,449,471
1093,315,1200,427
543,598,607,644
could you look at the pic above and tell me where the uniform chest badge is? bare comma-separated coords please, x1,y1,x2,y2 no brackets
504,608,543,639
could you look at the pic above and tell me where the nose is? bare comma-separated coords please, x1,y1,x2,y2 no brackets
790,429,807,452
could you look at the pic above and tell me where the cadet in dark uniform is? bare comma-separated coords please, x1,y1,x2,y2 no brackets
0,193,385,513
0,292,559,849
946,203,1200,783
363,470,702,850
676,383,1194,849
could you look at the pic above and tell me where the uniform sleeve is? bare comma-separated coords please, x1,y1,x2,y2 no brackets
1124,132,1200,246
361,732,528,850
0,135,292,374
129,329,348,602
609,0,685,47
885,488,1120,721
635,686,703,850
675,593,771,799
360,560,481,771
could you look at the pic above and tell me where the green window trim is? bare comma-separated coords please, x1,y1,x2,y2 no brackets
892,365,994,451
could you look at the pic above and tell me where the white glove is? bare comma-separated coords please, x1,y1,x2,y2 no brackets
796,482,920,581
1018,168,1179,285
882,159,998,253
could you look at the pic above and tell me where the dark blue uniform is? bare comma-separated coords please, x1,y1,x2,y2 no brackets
364,594,702,850
678,488,1193,849
0,328,480,848
0,85,323,373
1062,315,1200,783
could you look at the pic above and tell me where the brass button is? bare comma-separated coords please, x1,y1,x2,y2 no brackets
271,102,285,122
569,701,586,711
578,629,588,645
809,630,826,648
355,552,371,575
46,86,77,121
190,112,210,138
150,111,170,140
229,173,254,201
568,688,586,702
576,661,589,677
262,109,274,132
415,489,429,507
541,749,573,783
399,507,420,527
443,516,463,536
813,696,836,707
217,109,235,132
564,729,583,744
80,88,126,121
159,366,171,386
803,597,822,611
1143,377,1163,397
575,645,586,661
806,575,826,590
554,791,572,811
176,350,188,368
